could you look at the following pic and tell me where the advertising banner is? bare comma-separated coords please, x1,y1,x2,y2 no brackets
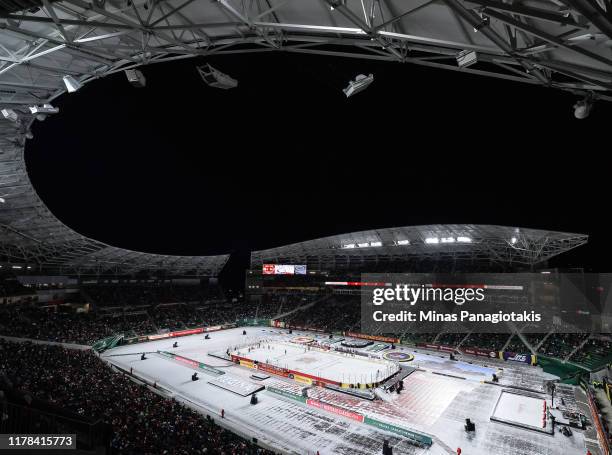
345,332,399,343
171,328,203,337
240,359,255,369
294,374,313,385
363,417,432,446
306,399,364,422
461,347,498,358
501,351,537,365
257,363,289,377
266,386,306,403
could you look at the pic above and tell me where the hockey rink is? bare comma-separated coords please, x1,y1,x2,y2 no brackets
233,340,399,384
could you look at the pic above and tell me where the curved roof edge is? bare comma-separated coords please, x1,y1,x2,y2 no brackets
0,0,611,110
0,120,228,276
250,224,588,269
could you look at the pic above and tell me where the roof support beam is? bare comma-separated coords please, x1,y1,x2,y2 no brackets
466,0,586,27
563,0,612,41
483,8,612,69
442,0,549,84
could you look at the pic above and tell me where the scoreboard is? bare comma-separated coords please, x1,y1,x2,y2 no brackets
262,264,307,275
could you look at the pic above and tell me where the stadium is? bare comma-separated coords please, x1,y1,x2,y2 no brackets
1,0,612,454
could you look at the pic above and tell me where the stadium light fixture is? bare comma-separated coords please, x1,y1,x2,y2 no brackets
125,69,146,88
457,236,471,243
370,241,382,247
1,108,19,122
511,237,517,244
456,50,477,68
29,104,59,121
425,237,439,244
573,97,593,119
357,242,369,248
397,239,410,246
63,75,82,93
343,74,374,98
197,64,238,89
12,265,22,269
342,243,356,249
441,237,455,243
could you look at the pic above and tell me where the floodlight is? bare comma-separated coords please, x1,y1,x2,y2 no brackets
63,75,81,93
197,64,238,89
1,108,18,122
425,237,439,244
397,239,410,246
573,98,592,119
29,104,59,121
357,242,369,248
511,237,517,244
342,243,356,249
457,236,471,243
343,74,374,98
370,241,382,247
456,50,477,68
125,69,146,88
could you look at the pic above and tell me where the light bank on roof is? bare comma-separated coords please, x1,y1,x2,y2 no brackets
250,225,588,271
0,0,611,110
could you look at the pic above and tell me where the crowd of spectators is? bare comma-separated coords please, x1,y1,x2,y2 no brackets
1,277,609,369
0,278,31,299
0,339,275,454
538,333,590,359
459,333,510,351
570,337,612,368
434,332,466,347
281,295,359,332
83,283,215,308
0,304,115,345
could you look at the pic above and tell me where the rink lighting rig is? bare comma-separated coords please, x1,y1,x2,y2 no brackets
0,0,611,113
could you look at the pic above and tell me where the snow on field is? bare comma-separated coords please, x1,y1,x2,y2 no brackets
102,327,589,455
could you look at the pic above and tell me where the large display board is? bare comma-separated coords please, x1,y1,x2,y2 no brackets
262,264,307,275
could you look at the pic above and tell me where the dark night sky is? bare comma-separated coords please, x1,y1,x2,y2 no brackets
24,53,609,285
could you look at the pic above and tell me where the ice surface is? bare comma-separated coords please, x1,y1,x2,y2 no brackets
234,340,398,384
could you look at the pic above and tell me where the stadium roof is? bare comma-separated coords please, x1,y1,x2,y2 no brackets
0,0,611,106
250,225,588,270
0,121,228,276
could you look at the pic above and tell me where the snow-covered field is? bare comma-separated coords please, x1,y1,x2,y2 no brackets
101,327,591,455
